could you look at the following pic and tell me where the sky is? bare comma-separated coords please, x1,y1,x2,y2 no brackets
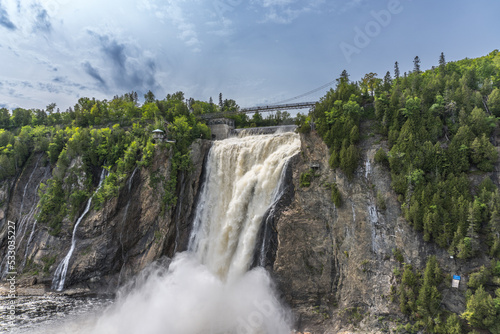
0,0,499,111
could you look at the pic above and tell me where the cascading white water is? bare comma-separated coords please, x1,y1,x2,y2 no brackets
189,131,301,280
0,157,42,278
21,164,51,269
81,131,300,334
52,170,107,291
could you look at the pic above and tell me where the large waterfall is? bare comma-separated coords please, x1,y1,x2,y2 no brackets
20,131,301,334
189,131,301,280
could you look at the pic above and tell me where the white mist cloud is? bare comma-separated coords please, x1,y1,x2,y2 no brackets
88,253,292,334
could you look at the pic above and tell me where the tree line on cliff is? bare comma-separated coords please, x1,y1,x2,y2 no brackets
301,50,500,333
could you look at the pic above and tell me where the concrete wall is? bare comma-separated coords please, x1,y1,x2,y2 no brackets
207,118,235,140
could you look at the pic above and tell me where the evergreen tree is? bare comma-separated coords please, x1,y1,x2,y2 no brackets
462,285,498,330
383,71,392,92
414,56,421,74
439,52,446,71
144,90,155,104
445,313,462,334
394,61,400,80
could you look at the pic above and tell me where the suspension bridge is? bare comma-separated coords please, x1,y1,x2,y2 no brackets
197,77,337,120
198,101,317,120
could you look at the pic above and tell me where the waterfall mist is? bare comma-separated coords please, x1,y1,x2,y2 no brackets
32,131,300,334
89,253,292,334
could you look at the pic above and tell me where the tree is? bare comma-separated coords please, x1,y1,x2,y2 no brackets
488,88,500,117
394,61,400,80
338,69,350,84
219,93,223,110
361,72,380,97
12,108,32,128
222,99,239,113
144,90,155,104
383,71,392,92
414,56,421,74
445,313,462,334
439,52,446,71
461,285,498,330
46,103,56,115
0,108,10,128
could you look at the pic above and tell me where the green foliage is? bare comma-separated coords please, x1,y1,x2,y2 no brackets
295,113,311,134
374,148,389,166
462,285,499,330
38,179,66,236
9,91,214,233
376,191,386,211
330,182,342,207
300,171,312,188
393,248,404,263
42,256,57,273
468,266,491,290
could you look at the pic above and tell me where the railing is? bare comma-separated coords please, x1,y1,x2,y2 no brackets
198,102,316,120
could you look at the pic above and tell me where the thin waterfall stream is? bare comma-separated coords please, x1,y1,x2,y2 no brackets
51,170,107,291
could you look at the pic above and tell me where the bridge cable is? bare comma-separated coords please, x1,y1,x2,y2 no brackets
274,79,337,104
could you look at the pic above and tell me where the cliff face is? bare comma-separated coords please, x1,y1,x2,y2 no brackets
0,128,495,332
273,125,492,333
0,140,211,293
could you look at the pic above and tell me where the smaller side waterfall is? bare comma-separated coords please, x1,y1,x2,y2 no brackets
21,164,52,269
52,170,107,291
0,157,43,278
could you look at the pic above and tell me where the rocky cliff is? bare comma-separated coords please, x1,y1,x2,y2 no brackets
0,139,211,293
273,123,495,333
0,127,496,332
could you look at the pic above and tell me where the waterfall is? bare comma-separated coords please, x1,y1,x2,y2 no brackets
0,156,42,278
21,164,51,269
87,131,299,334
18,156,41,220
189,131,301,280
52,170,107,291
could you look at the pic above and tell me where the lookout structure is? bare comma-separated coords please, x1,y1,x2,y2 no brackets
207,118,235,140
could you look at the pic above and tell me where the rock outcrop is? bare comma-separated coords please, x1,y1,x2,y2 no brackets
0,140,211,293
273,124,492,333
0,127,496,333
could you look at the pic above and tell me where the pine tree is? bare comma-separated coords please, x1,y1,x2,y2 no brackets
417,256,442,323
383,71,392,91
394,61,400,80
413,56,421,74
461,285,497,329
219,93,223,110
445,313,462,334
439,52,446,70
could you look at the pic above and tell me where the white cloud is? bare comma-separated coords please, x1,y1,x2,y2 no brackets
136,0,201,51
252,0,325,24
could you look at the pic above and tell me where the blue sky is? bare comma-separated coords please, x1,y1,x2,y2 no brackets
0,0,499,111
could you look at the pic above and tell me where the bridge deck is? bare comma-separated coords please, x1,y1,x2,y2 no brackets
198,101,316,120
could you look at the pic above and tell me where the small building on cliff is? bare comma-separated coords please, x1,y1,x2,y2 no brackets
207,118,235,140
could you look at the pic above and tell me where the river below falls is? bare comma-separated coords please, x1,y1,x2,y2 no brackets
0,295,113,333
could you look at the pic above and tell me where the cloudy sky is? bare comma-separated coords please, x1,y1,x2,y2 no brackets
0,0,499,111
